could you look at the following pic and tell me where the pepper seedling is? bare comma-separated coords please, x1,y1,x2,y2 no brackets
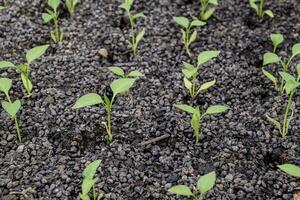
262,34,300,93
199,0,218,20
73,69,143,142
173,17,206,57
0,45,49,97
108,66,144,78
249,0,273,18
266,68,300,138
119,0,146,57
168,171,216,200
278,164,300,178
0,78,22,142
65,0,79,16
42,0,64,43
79,160,104,200
182,51,220,98
175,104,228,144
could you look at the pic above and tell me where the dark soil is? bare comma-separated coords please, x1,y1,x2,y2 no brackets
0,0,299,199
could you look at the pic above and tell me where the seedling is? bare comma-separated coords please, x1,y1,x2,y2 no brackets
108,66,144,78
0,45,49,97
182,51,220,98
199,0,218,20
278,164,300,178
0,0,9,10
0,78,22,142
73,69,143,142
249,0,273,18
266,69,300,138
79,160,104,200
262,34,300,93
173,17,206,57
119,0,146,56
42,0,63,43
168,171,216,200
175,104,228,144
65,0,79,16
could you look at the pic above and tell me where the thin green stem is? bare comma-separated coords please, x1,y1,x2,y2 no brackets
200,0,207,19
191,73,197,98
54,17,59,43
199,193,203,200
93,185,96,200
14,116,22,142
259,0,265,17
282,91,294,137
128,12,136,56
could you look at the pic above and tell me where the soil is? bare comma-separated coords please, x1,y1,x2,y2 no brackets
0,0,299,199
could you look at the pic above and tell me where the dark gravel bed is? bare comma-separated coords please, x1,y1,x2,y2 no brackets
0,0,299,199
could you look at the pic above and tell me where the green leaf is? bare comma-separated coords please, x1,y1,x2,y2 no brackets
188,30,197,45
0,6,6,10
83,160,102,179
264,10,274,18
266,115,282,133
181,29,186,44
279,72,296,83
175,104,195,114
270,33,283,50
81,178,98,195
296,63,300,80
208,0,218,5
0,61,15,69
183,77,192,93
48,0,60,11
249,0,258,13
173,16,189,29
135,28,145,48
279,72,299,94
26,45,49,64
0,77,12,95
182,61,195,70
127,70,144,77
197,171,216,194
262,68,277,89
191,106,201,141
133,12,146,19
119,3,130,12
42,13,54,22
278,164,300,178
292,43,300,57
202,7,216,20
110,78,135,96
72,93,103,109
21,73,33,94
79,193,90,200
190,20,206,27
197,50,220,66
168,185,194,197
1,100,21,118
108,66,125,77
205,105,229,115
182,68,197,79
263,52,280,66
198,79,216,92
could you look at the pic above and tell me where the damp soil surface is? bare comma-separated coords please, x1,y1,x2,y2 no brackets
0,0,300,199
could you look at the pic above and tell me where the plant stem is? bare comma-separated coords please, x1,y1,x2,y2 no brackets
54,17,59,43
199,193,203,200
200,0,207,19
282,91,294,137
191,73,197,98
129,13,136,56
259,0,265,17
93,185,96,200
14,116,22,142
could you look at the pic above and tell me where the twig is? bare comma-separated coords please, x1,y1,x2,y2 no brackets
139,134,170,146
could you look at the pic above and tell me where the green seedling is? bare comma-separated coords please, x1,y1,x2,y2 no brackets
278,164,300,178
182,51,220,98
262,34,300,93
175,104,228,144
119,0,146,56
65,0,79,16
168,171,216,200
249,0,273,18
0,78,22,142
266,69,300,138
173,17,206,57
0,45,49,97
199,0,218,20
73,69,143,142
42,0,64,43
79,160,104,200
108,66,144,78
0,0,9,10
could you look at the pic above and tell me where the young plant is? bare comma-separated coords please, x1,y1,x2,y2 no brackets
0,78,22,142
168,171,216,200
119,0,146,56
173,17,206,57
108,66,144,78
278,164,300,178
65,0,79,16
182,51,220,98
199,0,218,20
262,34,300,93
0,0,9,10
175,104,228,144
0,45,49,97
79,160,104,200
73,69,143,142
249,0,273,18
266,68,300,138
42,0,63,43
